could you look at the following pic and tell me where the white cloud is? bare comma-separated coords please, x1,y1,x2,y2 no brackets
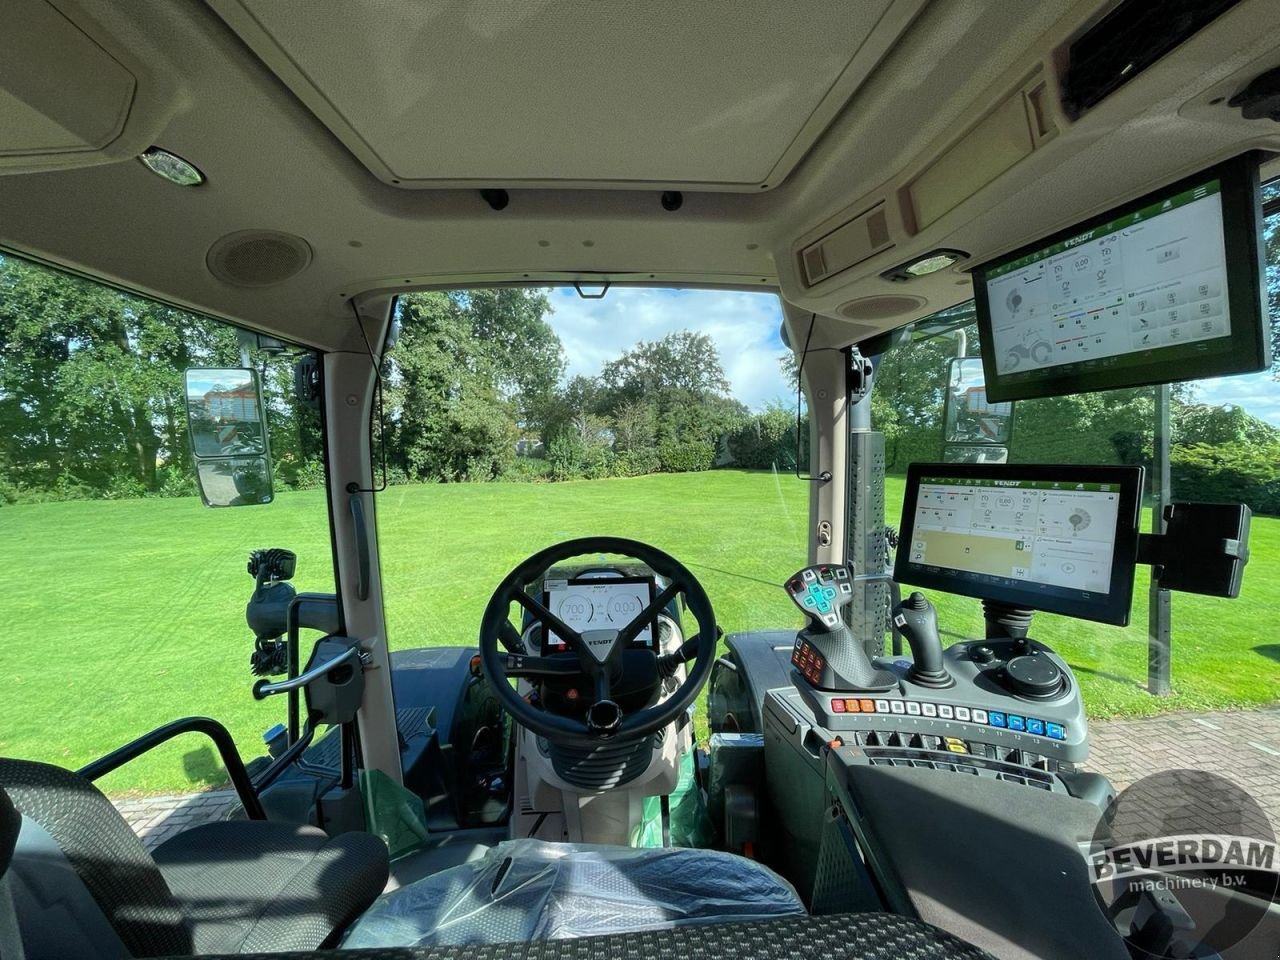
545,288,791,411
1187,371,1280,425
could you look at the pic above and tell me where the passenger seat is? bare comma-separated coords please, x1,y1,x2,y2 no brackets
0,758,388,957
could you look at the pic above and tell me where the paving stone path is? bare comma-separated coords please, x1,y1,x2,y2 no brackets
112,788,240,850
110,707,1280,850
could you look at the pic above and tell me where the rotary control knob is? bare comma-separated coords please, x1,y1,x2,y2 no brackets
1005,654,1064,699
971,644,996,664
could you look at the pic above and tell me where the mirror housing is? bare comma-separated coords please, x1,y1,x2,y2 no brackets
941,357,1014,464
184,368,274,507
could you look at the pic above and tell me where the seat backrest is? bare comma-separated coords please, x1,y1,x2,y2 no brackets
0,784,24,960
0,785,16,879
0,759,193,957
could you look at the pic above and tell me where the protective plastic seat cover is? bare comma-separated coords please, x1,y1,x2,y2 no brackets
343,839,805,947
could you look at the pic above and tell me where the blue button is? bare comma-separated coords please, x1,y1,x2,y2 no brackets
803,596,816,608
1008,715,1026,732
816,601,831,613
1026,718,1045,736
1046,723,1065,740
823,587,836,599
988,711,1006,728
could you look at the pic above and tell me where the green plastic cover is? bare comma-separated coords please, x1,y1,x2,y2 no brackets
633,748,713,848
360,767,431,859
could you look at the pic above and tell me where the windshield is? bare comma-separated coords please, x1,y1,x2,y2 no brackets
376,288,809,704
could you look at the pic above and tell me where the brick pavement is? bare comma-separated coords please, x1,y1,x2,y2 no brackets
112,789,240,850
110,707,1280,850
1086,707,1280,834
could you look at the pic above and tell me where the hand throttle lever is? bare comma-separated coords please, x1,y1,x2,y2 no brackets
892,591,953,688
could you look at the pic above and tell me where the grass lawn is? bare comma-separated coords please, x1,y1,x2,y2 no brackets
1,470,1276,795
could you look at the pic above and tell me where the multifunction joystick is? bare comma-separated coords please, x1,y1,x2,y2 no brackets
892,591,953,688
785,564,896,692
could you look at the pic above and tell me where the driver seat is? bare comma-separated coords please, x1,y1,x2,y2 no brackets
0,758,389,957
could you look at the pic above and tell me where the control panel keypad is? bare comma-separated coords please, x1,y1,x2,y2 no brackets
824,695,1068,741
791,638,827,686
785,564,854,628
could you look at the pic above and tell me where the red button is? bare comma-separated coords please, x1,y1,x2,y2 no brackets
831,699,846,713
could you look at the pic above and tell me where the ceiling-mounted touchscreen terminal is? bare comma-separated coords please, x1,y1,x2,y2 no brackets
894,463,1143,625
974,155,1269,402
541,576,656,654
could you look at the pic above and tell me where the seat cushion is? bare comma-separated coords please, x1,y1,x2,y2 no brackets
152,820,388,954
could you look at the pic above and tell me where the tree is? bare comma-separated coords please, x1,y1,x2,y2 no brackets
598,331,731,408
590,330,745,445
386,290,564,480
537,375,606,446
387,293,519,481
610,398,657,451
0,255,243,497
1174,403,1280,448
458,289,564,425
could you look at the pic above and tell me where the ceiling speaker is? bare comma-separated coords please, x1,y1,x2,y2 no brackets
837,295,926,321
207,230,312,287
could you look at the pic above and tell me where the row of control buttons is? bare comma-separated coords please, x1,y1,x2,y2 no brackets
792,640,827,686
986,711,1065,740
855,730,1058,772
827,697,1066,740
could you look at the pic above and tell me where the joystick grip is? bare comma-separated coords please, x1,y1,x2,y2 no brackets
893,591,952,688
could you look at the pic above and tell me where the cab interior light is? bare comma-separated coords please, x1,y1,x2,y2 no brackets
139,147,205,186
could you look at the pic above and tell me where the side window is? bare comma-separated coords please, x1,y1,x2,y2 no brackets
0,254,329,795
871,186,1278,718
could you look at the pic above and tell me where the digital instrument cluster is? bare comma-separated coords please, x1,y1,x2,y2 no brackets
539,574,657,654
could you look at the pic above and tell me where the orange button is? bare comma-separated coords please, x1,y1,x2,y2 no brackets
860,699,876,713
844,699,861,713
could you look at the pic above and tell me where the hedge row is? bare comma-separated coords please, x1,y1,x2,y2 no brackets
1170,442,1280,517
886,426,1279,517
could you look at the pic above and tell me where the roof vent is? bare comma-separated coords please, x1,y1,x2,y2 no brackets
207,230,313,287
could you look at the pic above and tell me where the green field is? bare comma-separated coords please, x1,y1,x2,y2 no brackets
1,470,1276,795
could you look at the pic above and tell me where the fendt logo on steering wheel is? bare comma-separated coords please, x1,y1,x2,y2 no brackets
580,629,621,662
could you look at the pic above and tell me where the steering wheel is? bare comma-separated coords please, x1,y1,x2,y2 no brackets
478,536,718,745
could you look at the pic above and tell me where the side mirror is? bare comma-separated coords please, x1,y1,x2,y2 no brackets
941,356,1013,464
184,368,274,507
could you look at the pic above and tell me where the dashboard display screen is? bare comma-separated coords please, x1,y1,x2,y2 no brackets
894,463,1143,625
974,156,1268,401
541,576,656,653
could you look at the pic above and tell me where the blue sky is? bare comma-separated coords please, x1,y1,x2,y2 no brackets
1188,370,1280,426
545,287,1279,425
546,288,791,411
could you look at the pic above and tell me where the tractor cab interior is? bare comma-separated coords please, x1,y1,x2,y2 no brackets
2,2,1279,959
